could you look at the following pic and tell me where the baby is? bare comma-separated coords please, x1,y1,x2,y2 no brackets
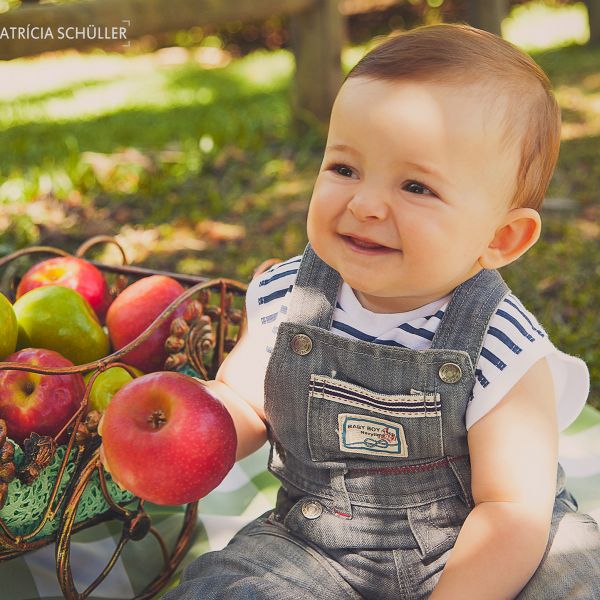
165,23,600,599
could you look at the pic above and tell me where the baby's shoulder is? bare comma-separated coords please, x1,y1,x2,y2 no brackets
255,256,301,297
482,292,547,360
475,291,549,390
245,255,302,331
469,291,588,431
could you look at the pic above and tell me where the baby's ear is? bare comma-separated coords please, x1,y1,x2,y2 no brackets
478,208,541,270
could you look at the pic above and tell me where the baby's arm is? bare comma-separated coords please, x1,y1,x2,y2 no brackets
203,319,268,460
429,356,558,600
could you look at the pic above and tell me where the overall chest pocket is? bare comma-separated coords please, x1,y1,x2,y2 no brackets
307,374,444,463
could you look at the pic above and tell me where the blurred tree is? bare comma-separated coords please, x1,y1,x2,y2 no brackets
583,0,600,44
465,0,509,35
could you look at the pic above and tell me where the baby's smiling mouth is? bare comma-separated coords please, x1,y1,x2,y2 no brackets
340,234,398,254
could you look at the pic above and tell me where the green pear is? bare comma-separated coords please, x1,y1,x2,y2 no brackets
84,365,143,412
0,292,18,360
14,285,110,365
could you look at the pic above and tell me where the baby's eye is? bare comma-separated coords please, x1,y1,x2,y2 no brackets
404,181,435,196
329,163,356,178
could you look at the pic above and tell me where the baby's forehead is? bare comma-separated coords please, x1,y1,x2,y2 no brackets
337,76,505,116
332,77,512,149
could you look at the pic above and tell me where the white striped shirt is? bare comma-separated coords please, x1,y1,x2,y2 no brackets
246,256,589,431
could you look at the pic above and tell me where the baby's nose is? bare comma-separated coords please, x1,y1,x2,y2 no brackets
347,188,389,220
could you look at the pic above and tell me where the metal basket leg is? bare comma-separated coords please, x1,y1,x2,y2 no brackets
55,448,198,600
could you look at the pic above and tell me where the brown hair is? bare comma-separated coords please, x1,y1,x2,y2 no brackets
345,23,561,211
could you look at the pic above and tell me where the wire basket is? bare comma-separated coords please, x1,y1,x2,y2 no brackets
0,236,255,599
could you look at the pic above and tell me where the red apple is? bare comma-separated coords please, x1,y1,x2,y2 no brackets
0,348,85,445
17,256,111,323
100,372,237,505
106,275,188,373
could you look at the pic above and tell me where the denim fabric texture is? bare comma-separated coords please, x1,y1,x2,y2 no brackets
165,243,600,599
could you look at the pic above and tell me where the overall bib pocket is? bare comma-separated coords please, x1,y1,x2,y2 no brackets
307,374,445,463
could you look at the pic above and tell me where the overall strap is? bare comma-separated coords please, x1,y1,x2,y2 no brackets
286,243,342,330
431,268,510,370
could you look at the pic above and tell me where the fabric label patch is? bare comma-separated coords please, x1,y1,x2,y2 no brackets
338,413,408,457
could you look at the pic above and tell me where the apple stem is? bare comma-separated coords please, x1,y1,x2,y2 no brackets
148,410,167,430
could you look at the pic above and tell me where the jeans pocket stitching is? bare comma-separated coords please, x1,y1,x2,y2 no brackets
408,499,461,559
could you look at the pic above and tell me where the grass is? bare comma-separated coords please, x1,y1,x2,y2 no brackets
0,9,599,409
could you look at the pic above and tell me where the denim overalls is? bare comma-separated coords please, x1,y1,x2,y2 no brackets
167,244,600,600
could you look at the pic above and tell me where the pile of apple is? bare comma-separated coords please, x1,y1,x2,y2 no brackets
0,256,237,505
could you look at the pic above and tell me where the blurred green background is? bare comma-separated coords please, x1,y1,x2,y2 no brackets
0,0,598,408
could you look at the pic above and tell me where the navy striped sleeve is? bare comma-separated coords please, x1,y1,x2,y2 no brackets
245,256,300,337
467,293,555,428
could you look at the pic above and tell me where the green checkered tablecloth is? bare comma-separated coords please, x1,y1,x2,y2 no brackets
2,406,600,599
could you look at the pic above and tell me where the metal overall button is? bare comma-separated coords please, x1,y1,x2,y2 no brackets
291,334,313,355
301,500,323,519
439,362,462,384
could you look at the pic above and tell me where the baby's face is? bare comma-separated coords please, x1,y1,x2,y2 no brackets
307,77,521,313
